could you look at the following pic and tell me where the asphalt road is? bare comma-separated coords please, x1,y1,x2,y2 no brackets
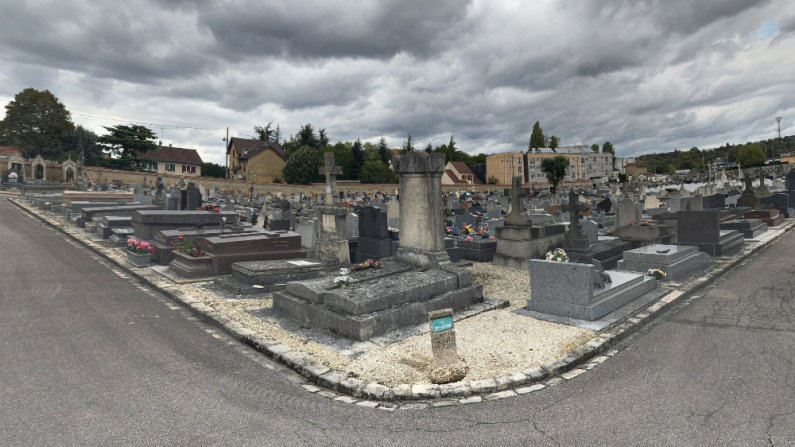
2,194,795,446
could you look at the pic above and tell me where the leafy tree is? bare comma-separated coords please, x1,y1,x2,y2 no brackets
617,173,628,183
318,128,329,149
254,123,275,142
602,141,615,155
736,143,765,167
425,142,433,153
282,138,299,160
282,145,319,184
350,138,364,179
400,133,415,155
591,143,600,152
540,155,569,193
274,124,281,144
678,153,694,170
487,175,499,185
448,135,456,152
433,143,454,163
363,143,381,161
469,153,487,164
201,162,227,178
295,124,319,150
97,125,158,159
663,164,675,175
0,88,74,157
324,142,354,180
48,125,102,165
359,160,398,183
529,121,545,152
377,136,391,165
549,135,559,151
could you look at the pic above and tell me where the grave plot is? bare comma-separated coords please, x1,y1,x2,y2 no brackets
616,244,711,283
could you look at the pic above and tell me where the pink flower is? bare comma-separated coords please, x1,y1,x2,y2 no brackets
489,236,495,239
465,236,473,241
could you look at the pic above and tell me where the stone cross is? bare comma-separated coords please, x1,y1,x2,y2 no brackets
568,189,580,226
319,153,343,206
744,172,753,192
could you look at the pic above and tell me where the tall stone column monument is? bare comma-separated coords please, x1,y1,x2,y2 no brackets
316,153,350,265
392,151,449,270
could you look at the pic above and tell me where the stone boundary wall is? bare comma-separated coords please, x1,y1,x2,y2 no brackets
82,166,595,196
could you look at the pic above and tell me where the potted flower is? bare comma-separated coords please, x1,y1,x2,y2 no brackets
629,220,636,225
169,236,214,277
475,224,490,239
126,239,155,267
545,248,569,262
647,269,666,281
388,227,399,240
197,204,222,213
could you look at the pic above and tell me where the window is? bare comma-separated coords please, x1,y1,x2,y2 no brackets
165,163,176,172
518,167,522,173
145,162,158,171
518,158,522,165
182,165,196,174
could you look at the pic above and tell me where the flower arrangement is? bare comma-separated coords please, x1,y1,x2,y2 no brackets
465,236,473,241
460,224,474,235
236,209,247,222
333,268,352,288
641,220,649,226
647,269,666,281
170,236,206,257
127,239,155,255
630,220,636,225
388,227,399,233
351,259,382,272
545,248,569,262
198,204,222,213
475,224,489,237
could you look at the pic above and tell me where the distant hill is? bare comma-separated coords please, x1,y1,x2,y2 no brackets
637,135,794,174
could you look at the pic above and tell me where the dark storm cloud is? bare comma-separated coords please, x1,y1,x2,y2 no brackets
1,0,793,164
193,0,471,60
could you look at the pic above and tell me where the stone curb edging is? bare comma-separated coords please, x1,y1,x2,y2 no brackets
9,197,795,407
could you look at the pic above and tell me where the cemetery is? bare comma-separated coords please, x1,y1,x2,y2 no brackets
7,159,795,401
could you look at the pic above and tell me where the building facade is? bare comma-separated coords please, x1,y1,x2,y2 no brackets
140,145,204,176
442,161,477,186
227,137,286,183
486,147,613,185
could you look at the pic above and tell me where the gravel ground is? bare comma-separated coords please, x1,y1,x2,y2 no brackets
342,262,594,384
26,203,594,386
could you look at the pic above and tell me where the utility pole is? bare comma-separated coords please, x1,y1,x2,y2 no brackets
777,117,783,139
224,127,229,180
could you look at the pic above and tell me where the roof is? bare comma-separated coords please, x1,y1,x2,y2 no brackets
0,146,22,157
228,137,285,160
625,162,648,168
449,161,474,176
138,146,203,165
444,169,469,185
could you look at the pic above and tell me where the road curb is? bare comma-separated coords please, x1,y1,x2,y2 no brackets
9,197,794,408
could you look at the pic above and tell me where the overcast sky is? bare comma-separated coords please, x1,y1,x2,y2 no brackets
2,0,794,164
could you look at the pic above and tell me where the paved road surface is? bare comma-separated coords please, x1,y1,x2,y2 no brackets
2,195,794,446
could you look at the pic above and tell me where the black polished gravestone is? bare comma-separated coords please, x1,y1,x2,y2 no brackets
355,205,392,262
186,183,202,210
677,210,744,255
596,197,612,213
702,194,726,210
760,193,792,218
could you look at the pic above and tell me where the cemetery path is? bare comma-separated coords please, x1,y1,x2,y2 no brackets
3,194,795,446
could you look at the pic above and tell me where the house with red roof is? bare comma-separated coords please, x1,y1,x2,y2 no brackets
227,137,286,183
442,161,476,186
138,144,204,176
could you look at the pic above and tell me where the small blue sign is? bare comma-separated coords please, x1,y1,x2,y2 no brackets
431,316,454,333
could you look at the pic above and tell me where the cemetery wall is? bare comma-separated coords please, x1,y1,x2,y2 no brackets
82,166,597,195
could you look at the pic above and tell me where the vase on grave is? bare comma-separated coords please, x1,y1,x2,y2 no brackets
126,251,152,268
169,251,214,278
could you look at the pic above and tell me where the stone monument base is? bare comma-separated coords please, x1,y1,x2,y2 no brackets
681,230,744,256
720,219,768,239
493,224,567,270
613,223,677,249
565,239,632,270
218,259,333,295
272,259,483,341
526,260,657,321
616,244,710,282
457,238,497,262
